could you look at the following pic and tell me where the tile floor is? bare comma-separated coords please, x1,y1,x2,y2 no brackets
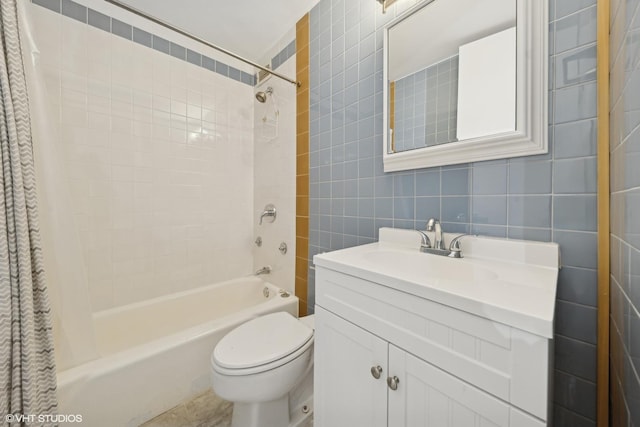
141,390,313,427
141,391,232,427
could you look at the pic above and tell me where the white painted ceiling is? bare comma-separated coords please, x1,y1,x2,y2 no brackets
119,0,320,62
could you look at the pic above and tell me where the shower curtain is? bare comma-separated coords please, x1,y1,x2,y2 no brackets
17,0,98,372
0,0,58,423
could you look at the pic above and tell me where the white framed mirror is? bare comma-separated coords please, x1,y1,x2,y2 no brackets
383,0,548,172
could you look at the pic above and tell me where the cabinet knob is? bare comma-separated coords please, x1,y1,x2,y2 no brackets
370,365,383,379
387,376,400,391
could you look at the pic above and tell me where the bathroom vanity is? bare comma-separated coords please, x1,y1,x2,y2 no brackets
313,228,559,427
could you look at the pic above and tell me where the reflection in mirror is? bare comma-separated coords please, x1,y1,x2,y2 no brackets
388,0,516,154
390,56,459,152
383,0,548,172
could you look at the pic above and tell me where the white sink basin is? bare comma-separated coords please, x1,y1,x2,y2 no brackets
313,227,560,338
363,250,499,282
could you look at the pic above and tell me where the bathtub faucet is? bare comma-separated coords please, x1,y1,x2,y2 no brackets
255,266,272,275
259,204,277,225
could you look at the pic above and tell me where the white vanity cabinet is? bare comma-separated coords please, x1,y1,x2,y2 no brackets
314,306,388,427
316,307,548,427
313,230,559,427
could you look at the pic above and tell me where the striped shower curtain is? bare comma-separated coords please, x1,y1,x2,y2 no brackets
0,0,58,425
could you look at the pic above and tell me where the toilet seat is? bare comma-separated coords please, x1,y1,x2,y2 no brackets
212,312,314,376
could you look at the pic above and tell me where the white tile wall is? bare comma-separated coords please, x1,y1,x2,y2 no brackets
29,4,255,310
253,57,296,293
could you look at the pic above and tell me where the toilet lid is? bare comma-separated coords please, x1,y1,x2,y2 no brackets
213,312,313,369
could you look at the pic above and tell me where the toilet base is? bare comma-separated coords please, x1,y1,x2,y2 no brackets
231,395,289,427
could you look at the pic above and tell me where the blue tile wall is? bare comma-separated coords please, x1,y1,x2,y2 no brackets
32,0,256,86
61,0,86,23
610,0,640,424
307,0,599,423
88,9,111,32
393,55,458,152
271,40,297,71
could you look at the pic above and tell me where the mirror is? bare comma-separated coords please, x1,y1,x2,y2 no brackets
383,0,548,172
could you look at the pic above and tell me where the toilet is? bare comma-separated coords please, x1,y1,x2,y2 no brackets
210,312,314,427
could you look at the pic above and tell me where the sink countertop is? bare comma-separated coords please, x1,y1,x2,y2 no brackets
313,228,560,338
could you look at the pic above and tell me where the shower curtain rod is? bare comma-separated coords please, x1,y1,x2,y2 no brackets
104,0,301,87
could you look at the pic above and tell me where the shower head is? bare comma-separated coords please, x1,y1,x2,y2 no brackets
255,87,273,103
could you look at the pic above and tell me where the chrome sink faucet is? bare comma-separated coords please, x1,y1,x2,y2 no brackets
426,218,445,250
417,218,471,258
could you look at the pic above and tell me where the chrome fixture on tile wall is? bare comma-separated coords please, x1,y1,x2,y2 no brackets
279,242,288,255
255,87,273,103
259,204,277,225
255,266,271,275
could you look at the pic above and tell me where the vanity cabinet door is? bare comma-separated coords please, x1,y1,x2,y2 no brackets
314,307,388,427
388,345,511,427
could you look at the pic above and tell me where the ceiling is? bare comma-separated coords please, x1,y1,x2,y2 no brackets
119,0,320,62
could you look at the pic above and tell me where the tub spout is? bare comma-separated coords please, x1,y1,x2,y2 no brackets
255,266,272,275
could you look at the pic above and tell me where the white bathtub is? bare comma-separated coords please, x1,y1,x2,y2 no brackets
56,277,298,427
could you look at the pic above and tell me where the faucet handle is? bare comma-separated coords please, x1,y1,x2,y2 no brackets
448,234,470,258
416,230,431,249
259,204,277,225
